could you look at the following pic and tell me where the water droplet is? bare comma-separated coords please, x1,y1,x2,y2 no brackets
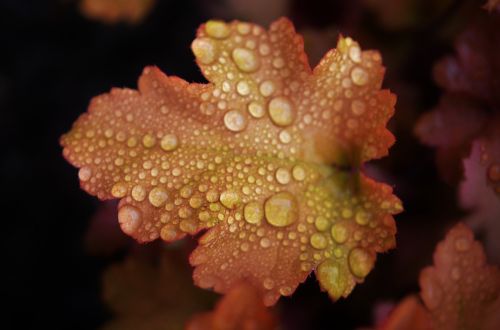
224,110,247,132
131,185,146,202
351,100,366,115
348,248,374,278
331,223,349,244
118,205,142,235
244,201,263,224
260,237,271,248
310,233,328,249
189,196,203,209
205,20,230,39
355,210,370,225
263,278,274,290
349,45,361,63
275,167,291,185
315,216,329,231
264,191,298,227
191,38,217,64
454,237,471,252
142,134,156,148
248,101,265,118
279,130,292,144
268,96,294,127
160,134,178,151
78,167,92,181
180,219,197,234
160,224,183,241
237,23,251,34
232,48,260,73
292,165,306,181
259,80,275,97
351,67,369,86
148,187,168,207
220,190,240,209
451,266,461,281
111,182,128,198
236,80,250,96
240,242,250,252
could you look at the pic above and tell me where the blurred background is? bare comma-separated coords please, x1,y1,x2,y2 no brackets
1,0,498,329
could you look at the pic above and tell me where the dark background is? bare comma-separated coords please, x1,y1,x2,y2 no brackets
0,0,487,329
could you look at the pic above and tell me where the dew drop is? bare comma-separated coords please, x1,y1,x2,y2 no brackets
268,96,295,127
111,182,128,198
259,80,275,97
348,45,361,63
191,38,217,64
142,134,156,148
220,190,240,209
310,233,328,250
355,210,370,225
264,191,298,227
244,201,264,224
248,101,265,118
78,167,92,181
314,216,329,231
275,167,291,185
159,134,178,152
260,237,271,248
131,185,147,202
236,80,250,96
232,48,260,73
205,20,230,39
180,219,197,234
148,187,168,207
351,67,369,86
292,165,306,181
279,130,292,144
160,224,182,241
118,205,142,235
224,110,247,132
263,278,274,289
331,222,349,244
348,248,374,278
454,237,471,252
351,100,366,116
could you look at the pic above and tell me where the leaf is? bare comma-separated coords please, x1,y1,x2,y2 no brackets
377,295,432,330
186,282,277,330
61,18,401,305
102,248,215,330
460,134,500,263
79,0,156,24
419,223,500,330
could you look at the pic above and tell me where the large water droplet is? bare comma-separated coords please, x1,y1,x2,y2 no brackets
310,233,328,249
131,185,146,202
191,38,217,64
118,205,142,235
331,222,348,244
264,191,298,227
268,97,294,127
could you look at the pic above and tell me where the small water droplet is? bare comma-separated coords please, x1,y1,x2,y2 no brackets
78,167,92,181
310,233,328,249
232,48,260,73
142,134,156,148
331,222,349,244
292,165,306,181
260,237,271,248
248,101,265,118
314,216,329,231
349,45,361,63
148,187,168,207
454,237,471,252
224,110,247,132
220,190,240,209
191,37,217,64
244,201,264,224
205,20,230,39
275,167,291,185
279,130,292,144
111,182,128,198
259,80,275,97
348,248,374,278
351,100,366,115
131,185,147,202
351,67,369,86
268,96,295,127
236,80,250,96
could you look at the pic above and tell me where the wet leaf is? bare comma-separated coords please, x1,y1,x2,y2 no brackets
61,18,401,305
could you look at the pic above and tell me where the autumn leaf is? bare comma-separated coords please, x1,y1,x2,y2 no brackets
186,282,277,330
79,0,156,24
61,18,402,305
376,223,500,330
102,247,215,330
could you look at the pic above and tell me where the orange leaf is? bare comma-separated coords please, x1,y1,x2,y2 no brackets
79,0,156,24
102,248,215,330
186,282,277,330
378,295,432,330
61,18,401,305
419,223,500,330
